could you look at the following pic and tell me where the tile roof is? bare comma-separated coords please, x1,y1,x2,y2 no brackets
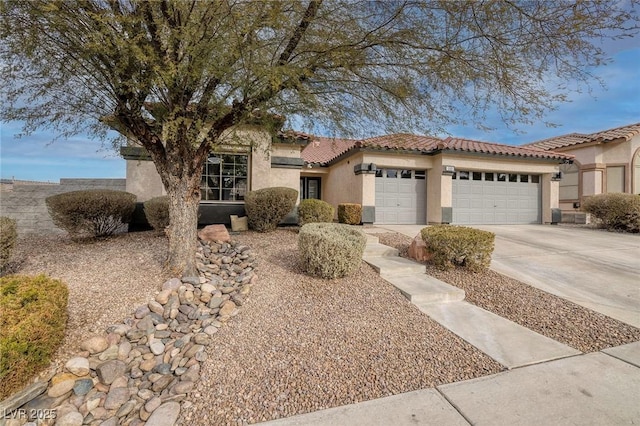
524,122,640,151
301,133,572,164
300,136,358,164
441,137,571,159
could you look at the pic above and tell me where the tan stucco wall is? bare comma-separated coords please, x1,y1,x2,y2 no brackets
124,125,302,201
262,144,303,193
126,161,165,202
323,153,365,208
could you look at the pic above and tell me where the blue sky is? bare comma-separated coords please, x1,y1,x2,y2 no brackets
1,43,639,183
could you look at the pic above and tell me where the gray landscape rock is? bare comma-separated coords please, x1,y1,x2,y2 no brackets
65,357,90,376
145,401,181,426
72,378,93,396
103,387,130,410
80,336,109,354
96,360,127,385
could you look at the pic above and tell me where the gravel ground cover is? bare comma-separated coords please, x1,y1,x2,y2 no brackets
377,232,640,353
10,227,637,425
9,230,502,425
180,229,502,425
8,232,171,375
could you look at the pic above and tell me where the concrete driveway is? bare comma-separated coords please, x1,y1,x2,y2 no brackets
373,224,640,328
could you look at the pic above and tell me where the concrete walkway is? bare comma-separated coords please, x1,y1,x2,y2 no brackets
374,224,640,328
362,234,579,369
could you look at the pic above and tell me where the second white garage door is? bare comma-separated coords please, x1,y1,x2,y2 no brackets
452,171,541,224
375,169,427,224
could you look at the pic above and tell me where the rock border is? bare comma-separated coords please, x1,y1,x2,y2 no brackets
1,239,257,426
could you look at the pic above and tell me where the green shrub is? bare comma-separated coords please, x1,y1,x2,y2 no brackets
338,203,362,225
298,199,335,225
298,223,366,279
421,225,495,271
0,274,68,399
46,190,136,239
0,217,17,271
582,193,640,233
245,187,298,232
144,196,170,233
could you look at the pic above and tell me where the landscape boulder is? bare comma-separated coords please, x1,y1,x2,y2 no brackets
408,233,433,263
198,224,231,243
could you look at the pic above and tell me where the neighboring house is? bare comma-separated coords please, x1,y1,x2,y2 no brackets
122,126,572,226
525,122,640,221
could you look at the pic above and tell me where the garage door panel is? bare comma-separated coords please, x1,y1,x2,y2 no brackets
453,172,541,225
375,170,427,224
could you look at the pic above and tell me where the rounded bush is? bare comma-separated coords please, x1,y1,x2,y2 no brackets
0,274,68,399
245,187,298,232
421,225,495,271
144,195,170,233
338,203,362,225
0,217,17,271
298,199,335,225
298,223,366,279
582,193,640,233
45,190,136,239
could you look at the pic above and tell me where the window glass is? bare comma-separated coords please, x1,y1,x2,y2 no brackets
375,169,383,177
401,170,412,179
459,171,469,180
201,153,248,201
386,169,398,178
531,175,540,184
520,174,529,183
497,173,507,182
509,173,518,182
485,173,494,181
415,170,426,180
472,172,482,181
452,172,457,179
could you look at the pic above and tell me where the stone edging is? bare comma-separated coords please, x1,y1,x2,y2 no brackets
0,239,257,426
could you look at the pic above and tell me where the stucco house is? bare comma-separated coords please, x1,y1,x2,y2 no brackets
122,125,573,226
524,122,640,221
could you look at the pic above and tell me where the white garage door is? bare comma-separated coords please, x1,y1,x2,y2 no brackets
453,171,541,224
375,169,427,224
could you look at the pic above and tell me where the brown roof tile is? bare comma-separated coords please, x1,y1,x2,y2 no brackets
524,122,640,151
301,133,572,164
442,137,572,160
301,136,358,164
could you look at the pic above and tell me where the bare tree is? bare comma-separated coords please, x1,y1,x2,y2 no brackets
1,0,637,276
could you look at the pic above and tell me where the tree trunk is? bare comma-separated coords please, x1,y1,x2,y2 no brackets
164,171,201,278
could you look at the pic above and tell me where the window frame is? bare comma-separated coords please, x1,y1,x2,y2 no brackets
201,152,249,202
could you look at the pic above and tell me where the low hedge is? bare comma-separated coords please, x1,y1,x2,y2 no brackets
144,195,170,233
298,199,335,225
582,193,640,233
0,274,68,399
46,189,136,239
421,225,495,271
338,203,361,225
0,217,17,271
245,187,298,232
298,223,366,279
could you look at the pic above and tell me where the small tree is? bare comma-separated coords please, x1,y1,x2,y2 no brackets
2,1,637,276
